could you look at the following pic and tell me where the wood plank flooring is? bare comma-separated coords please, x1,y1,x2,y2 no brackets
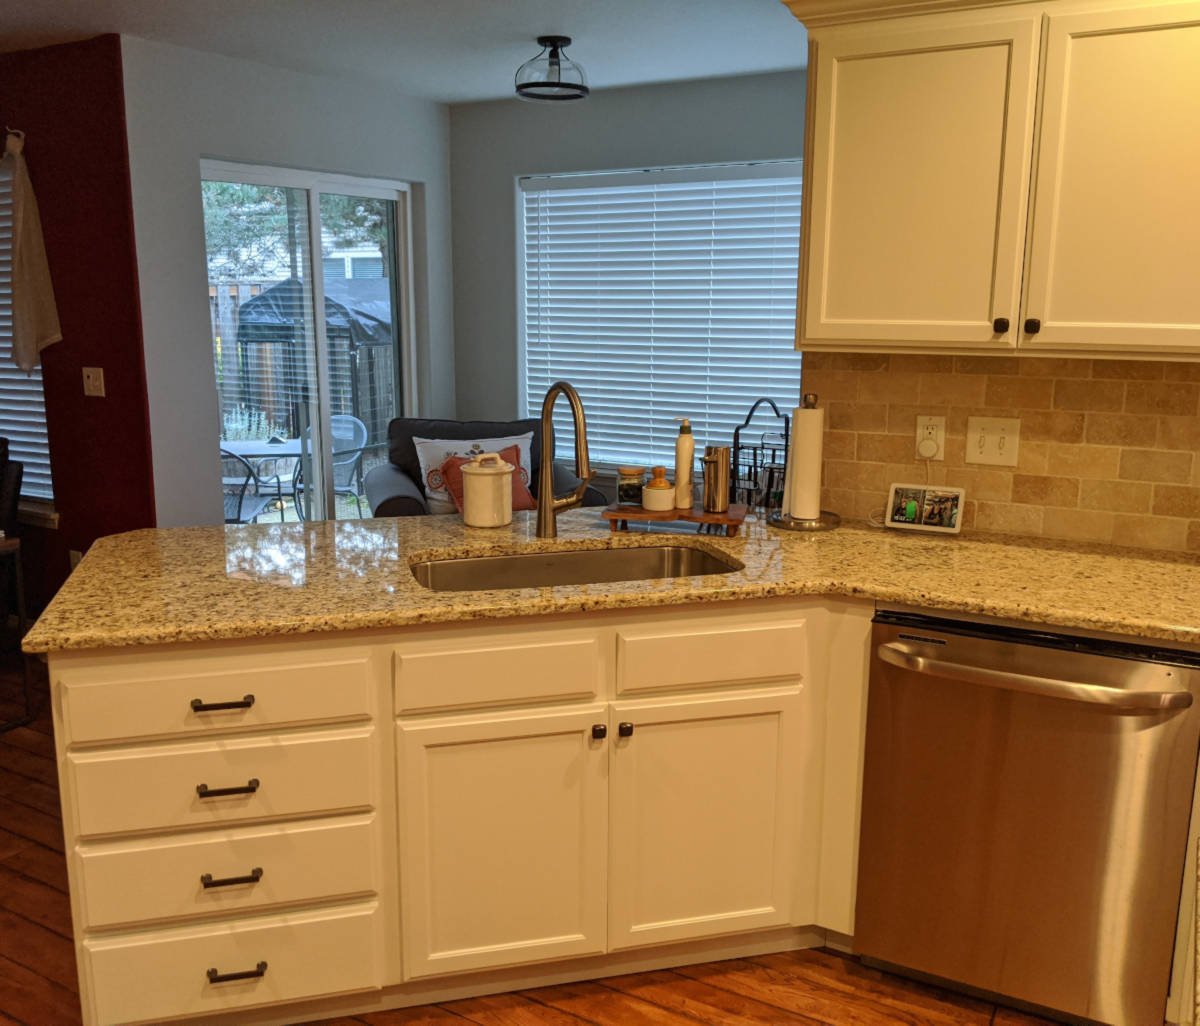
0,654,1061,1026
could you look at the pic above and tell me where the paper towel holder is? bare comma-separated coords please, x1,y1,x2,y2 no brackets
767,391,841,532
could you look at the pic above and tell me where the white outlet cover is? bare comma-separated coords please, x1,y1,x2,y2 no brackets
966,416,1020,467
915,415,945,461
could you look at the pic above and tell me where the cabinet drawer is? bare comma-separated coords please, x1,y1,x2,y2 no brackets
616,618,807,693
68,727,374,837
85,901,379,1025
393,630,602,713
77,815,376,929
59,652,372,746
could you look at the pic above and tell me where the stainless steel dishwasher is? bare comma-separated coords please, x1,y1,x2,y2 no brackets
856,610,1200,1026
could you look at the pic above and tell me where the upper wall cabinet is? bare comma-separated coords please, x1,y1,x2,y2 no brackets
792,0,1200,358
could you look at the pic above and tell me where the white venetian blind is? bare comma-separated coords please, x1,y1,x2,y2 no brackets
521,163,803,466
0,160,54,499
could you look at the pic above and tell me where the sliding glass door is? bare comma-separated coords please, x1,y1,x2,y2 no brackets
202,163,414,523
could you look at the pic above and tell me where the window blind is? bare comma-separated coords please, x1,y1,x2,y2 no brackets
0,161,54,499
521,165,803,468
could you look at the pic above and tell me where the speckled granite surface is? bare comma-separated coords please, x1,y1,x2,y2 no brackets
23,509,1200,652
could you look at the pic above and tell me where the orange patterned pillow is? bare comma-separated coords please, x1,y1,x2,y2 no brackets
440,444,537,513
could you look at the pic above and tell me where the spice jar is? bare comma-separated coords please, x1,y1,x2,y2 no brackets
616,465,646,506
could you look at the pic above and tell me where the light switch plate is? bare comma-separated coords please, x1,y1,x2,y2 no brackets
966,416,1020,467
82,367,106,398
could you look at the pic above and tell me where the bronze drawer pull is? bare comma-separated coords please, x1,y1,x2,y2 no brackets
206,960,267,984
191,694,255,713
200,867,263,889
196,778,260,799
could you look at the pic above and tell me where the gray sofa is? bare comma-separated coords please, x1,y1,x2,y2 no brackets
364,417,607,517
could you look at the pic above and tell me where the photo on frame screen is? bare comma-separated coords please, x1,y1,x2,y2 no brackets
890,487,925,525
921,489,961,529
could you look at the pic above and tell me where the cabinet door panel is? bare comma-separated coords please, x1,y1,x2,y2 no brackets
802,18,1039,346
1021,3,1200,354
398,707,608,978
608,690,801,949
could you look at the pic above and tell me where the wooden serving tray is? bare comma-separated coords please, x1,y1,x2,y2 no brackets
601,502,750,537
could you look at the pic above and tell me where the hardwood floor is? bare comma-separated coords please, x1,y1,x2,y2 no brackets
0,655,1060,1026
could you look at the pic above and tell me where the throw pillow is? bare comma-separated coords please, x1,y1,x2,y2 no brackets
440,444,537,514
412,433,534,514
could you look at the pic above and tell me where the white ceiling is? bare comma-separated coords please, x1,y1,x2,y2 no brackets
0,0,809,104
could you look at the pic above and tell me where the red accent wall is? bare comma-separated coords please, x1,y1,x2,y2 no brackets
0,35,155,610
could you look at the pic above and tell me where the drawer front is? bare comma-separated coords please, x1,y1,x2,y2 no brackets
394,631,602,713
77,815,376,929
68,727,374,837
85,902,379,1024
616,618,807,693
60,654,372,745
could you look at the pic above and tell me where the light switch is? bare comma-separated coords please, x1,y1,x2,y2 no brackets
83,367,106,397
966,416,1020,467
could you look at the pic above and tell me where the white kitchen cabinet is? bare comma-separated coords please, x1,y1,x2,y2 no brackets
608,689,802,949
800,14,1040,349
396,706,610,979
1019,3,1200,354
794,0,1200,358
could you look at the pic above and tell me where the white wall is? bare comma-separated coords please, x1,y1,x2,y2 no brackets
449,70,807,421
121,36,455,527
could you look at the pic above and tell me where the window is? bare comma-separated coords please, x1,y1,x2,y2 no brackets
0,160,53,500
520,162,803,467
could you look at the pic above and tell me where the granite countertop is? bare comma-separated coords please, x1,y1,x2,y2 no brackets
23,509,1200,653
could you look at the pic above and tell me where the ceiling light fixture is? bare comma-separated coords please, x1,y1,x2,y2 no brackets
515,35,589,102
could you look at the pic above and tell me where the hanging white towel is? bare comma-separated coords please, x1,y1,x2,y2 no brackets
3,130,61,371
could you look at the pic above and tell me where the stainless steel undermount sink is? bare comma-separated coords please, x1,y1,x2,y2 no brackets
410,542,744,592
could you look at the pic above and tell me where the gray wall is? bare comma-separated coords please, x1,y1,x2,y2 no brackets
121,36,455,527
449,70,807,421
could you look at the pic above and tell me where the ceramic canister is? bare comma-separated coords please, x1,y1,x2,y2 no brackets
461,453,514,527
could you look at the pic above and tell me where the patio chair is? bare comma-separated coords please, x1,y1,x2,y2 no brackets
220,449,284,524
290,415,369,519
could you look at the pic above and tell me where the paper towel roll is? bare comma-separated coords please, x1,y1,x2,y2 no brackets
783,407,824,521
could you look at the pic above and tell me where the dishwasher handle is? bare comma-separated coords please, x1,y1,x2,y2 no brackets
877,642,1193,711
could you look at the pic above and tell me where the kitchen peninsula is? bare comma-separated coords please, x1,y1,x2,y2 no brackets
25,511,1200,1026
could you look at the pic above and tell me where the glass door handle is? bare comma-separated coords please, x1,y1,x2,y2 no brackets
877,642,1192,711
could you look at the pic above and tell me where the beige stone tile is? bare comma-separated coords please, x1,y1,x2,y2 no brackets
1157,416,1200,450
1053,379,1125,412
919,374,988,406
958,499,976,529
941,436,966,467
823,459,865,491
984,376,1054,410
1110,514,1189,551
1011,474,1079,507
1046,443,1120,479
1164,363,1200,382
823,430,856,461
1017,357,1091,378
1152,484,1200,519
974,501,1044,536
802,369,860,402
1017,411,1086,443
1188,521,1200,552
1015,440,1048,475
831,353,890,372
955,355,1020,375
859,372,923,404
821,487,855,514
1091,359,1164,380
1118,448,1193,483
849,490,889,521
827,401,888,433
1078,479,1152,514
880,462,930,490
1042,509,1115,543
857,433,914,464
1084,413,1158,447
943,467,1014,502
1125,381,1200,416
890,355,955,374
800,352,833,370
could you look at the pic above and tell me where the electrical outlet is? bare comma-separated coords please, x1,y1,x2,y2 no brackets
914,415,945,461
82,367,106,398
966,416,1020,467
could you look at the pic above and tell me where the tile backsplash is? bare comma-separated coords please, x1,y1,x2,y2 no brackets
802,352,1200,552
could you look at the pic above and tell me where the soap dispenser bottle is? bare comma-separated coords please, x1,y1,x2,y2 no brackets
674,417,694,509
